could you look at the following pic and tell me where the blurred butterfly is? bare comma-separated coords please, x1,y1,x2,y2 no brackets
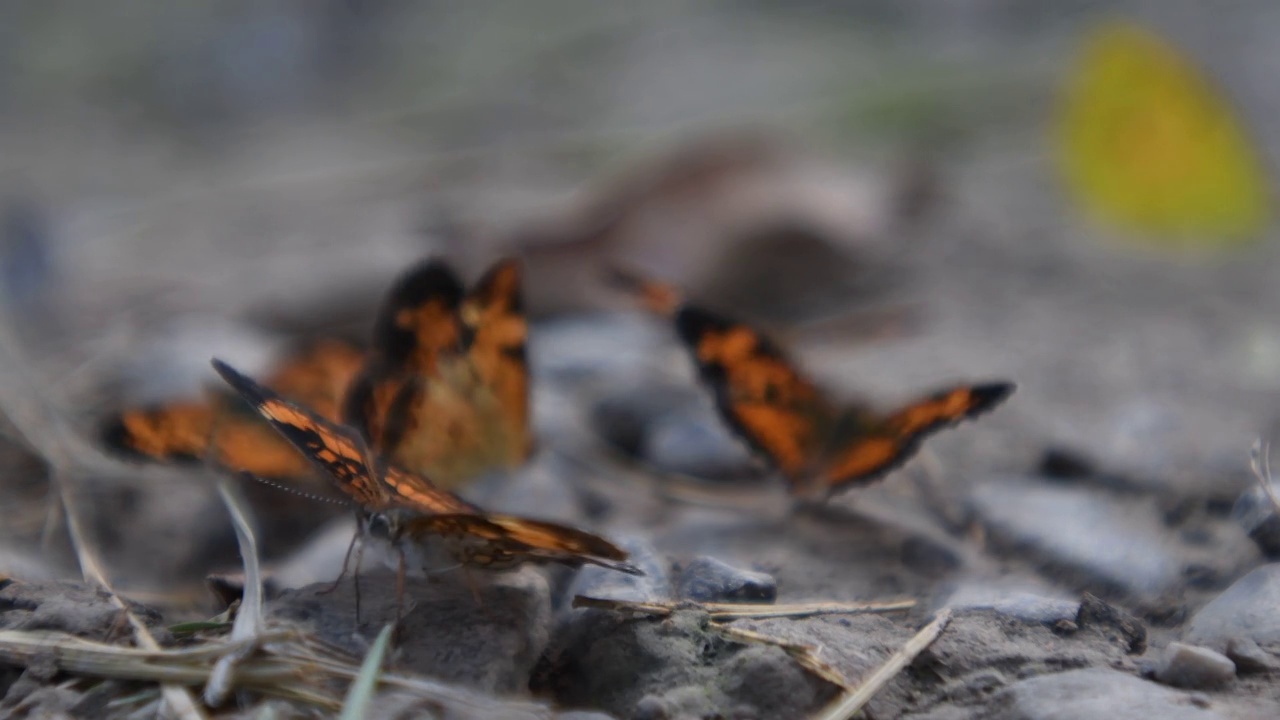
211,358,638,576
101,338,365,479
342,258,533,490
609,268,1014,500
1055,20,1271,246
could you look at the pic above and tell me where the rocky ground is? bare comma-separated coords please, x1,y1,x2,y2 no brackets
3,2,1280,719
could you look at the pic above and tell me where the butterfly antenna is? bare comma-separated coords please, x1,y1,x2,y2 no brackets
239,472,353,507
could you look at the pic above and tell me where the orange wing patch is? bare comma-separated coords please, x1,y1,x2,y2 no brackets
644,289,1015,498
101,339,364,479
344,257,531,490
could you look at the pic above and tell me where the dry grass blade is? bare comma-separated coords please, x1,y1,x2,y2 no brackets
204,475,267,706
811,608,953,720
339,624,394,720
1249,439,1280,515
54,471,208,720
711,623,851,689
572,596,916,620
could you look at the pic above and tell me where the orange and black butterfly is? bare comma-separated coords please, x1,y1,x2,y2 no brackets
610,268,1015,500
342,258,532,490
100,338,365,480
211,358,639,575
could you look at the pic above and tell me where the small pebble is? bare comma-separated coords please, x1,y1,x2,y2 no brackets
676,556,776,603
1155,642,1236,689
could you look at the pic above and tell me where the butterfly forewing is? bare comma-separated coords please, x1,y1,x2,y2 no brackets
343,260,467,455
674,305,831,483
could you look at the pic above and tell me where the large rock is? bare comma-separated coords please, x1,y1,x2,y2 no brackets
268,566,552,694
1183,563,1280,671
976,668,1230,720
969,477,1258,598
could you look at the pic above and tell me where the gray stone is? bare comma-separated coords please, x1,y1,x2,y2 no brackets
986,668,1228,720
943,584,1080,625
968,477,1252,598
1183,563,1280,669
590,383,702,459
0,580,166,640
676,556,776,603
268,566,551,694
644,412,757,480
1154,642,1236,689
556,712,619,720
1232,481,1280,558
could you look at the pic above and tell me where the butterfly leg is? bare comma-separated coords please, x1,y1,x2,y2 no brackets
320,529,361,596
352,538,366,625
395,546,407,628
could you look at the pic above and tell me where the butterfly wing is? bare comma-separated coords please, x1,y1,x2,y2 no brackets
102,340,364,479
673,305,832,485
400,513,640,574
343,259,466,454
456,258,531,465
1056,21,1270,244
811,382,1015,497
348,257,530,489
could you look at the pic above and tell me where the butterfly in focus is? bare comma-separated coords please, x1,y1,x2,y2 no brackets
100,257,532,491
1055,20,1271,246
609,268,1015,500
211,358,638,576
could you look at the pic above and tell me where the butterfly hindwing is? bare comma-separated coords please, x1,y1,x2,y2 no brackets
813,383,1016,495
458,258,531,464
674,305,830,483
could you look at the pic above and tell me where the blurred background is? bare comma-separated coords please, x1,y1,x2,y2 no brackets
3,0,1280,597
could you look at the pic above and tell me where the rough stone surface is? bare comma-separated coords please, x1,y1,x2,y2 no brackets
268,567,552,694
534,609,851,720
675,555,776,603
974,668,1228,720
1155,642,1236,689
644,412,757,480
1183,563,1280,670
0,580,166,639
968,477,1258,598
942,583,1080,625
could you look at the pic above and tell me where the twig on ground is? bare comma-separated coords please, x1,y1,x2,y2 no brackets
572,596,916,620
811,608,953,720
711,623,851,689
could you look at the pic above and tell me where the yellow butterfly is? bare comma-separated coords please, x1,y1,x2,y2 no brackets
1055,21,1271,246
